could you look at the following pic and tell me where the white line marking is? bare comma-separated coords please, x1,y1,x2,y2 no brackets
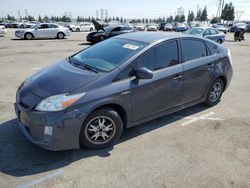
17,169,64,188
173,112,225,126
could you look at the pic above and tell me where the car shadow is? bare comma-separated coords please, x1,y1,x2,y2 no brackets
78,42,92,46
0,104,209,177
11,38,68,41
226,39,236,42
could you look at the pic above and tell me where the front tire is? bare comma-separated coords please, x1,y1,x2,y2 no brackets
76,28,80,32
99,35,106,42
205,79,224,106
57,32,65,39
90,28,94,31
80,108,123,149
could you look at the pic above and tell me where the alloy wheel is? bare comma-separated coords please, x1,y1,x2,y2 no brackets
84,116,116,144
209,82,222,103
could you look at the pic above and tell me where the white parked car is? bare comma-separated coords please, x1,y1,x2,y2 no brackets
69,22,95,32
0,25,7,35
15,23,70,40
147,24,158,31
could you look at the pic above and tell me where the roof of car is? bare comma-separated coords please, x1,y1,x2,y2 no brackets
115,32,199,44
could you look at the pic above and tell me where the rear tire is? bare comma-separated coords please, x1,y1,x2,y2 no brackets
205,79,224,106
90,28,94,31
24,32,33,40
80,108,123,149
57,32,65,39
76,28,80,32
217,39,222,44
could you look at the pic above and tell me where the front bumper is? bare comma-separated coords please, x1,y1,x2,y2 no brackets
14,103,86,151
86,35,99,43
15,32,24,39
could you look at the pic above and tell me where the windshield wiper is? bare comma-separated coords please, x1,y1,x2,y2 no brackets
67,58,98,73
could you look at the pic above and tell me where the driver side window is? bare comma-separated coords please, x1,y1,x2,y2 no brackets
38,24,48,29
112,27,121,32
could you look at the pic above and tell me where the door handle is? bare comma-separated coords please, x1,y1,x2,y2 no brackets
173,75,183,80
206,64,214,70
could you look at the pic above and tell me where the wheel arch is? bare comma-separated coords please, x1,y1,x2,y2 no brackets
217,75,227,91
86,103,128,128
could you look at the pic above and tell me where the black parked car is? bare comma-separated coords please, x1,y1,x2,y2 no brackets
87,20,137,43
159,22,166,30
15,32,233,151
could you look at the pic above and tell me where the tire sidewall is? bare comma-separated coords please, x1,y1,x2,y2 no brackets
80,108,123,149
25,33,33,40
205,79,224,106
57,32,64,39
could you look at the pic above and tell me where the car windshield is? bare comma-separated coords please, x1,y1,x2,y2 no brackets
216,25,223,28
185,28,204,35
178,24,185,27
104,26,114,32
72,38,147,72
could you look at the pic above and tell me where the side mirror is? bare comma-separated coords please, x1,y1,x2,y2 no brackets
135,67,153,80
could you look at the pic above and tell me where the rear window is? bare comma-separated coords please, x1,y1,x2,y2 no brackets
181,39,207,61
206,41,222,55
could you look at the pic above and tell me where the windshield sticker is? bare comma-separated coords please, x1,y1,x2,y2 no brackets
123,44,140,50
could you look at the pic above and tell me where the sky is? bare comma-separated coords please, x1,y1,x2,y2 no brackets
0,0,249,20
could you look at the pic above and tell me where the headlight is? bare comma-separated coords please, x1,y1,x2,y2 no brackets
35,93,85,112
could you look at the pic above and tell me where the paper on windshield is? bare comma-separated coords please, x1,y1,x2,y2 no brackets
123,44,140,50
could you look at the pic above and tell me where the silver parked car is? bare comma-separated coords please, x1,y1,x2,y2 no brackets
185,27,225,44
15,23,71,40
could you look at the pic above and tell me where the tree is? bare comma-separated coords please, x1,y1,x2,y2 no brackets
43,15,49,22
195,8,202,21
210,17,221,24
38,15,42,22
169,16,173,23
187,11,194,22
201,6,208,21
179,15,185,22
7,14,16,21
174,15,180,22
221,2,235,21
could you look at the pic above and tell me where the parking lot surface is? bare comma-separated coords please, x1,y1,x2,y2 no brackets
0,30,250,188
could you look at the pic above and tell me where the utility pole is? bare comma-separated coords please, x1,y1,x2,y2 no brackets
216,0,224,17
221,0,225,16
96,10,99,19
18,10,21,21
105,10,108,21
100,9,104,21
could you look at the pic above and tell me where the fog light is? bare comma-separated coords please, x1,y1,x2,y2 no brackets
44,126,53,136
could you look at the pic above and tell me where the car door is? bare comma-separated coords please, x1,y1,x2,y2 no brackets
80,23,87,31
204,28,218,41
35,24,49,38
47,24,58,37
109,27,122,37
120,26,133,34
131,40,183,121
181,38,214,104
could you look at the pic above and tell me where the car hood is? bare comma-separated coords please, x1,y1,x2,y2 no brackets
92,19,104,31
22,59,101,99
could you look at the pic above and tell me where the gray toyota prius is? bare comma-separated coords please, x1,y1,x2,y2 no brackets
15,32,233,151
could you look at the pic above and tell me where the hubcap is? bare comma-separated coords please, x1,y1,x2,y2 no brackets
26,34,32,39
85,116,116,144
209,82,222,102
59,33,63,38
